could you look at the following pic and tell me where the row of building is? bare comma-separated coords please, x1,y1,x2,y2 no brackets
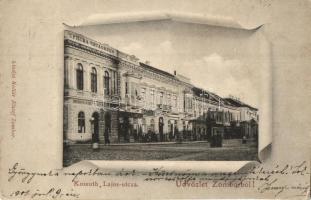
63,30,259,144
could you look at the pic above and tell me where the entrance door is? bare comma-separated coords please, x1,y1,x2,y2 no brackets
92,112,99,142
168,120,173,141
124,116,130,142
159,117,164,142
104,112,111,143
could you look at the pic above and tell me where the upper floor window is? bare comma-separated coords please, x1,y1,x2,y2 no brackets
189,98,193,109
141,88,145,95
104,71,110,95
159,92,164,105
78,111,85,133
167,94,171,105
113,71,117,94
91,67,97,93
140,88,146,106
150,90,155,105
173,95,177,108
64,60,69,88
125,82,128,94
76,63,84,90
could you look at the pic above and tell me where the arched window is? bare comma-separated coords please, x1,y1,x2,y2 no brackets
104,71,110,95
76,63,84,90
91,67,97,93
113,71,117,94
78,112,85,133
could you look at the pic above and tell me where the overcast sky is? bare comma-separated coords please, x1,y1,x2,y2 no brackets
74,21,262,107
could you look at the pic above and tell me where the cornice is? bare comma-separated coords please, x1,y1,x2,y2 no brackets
65,39,120,65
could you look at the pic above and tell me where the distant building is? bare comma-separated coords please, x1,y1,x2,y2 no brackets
63,30,258,144
223,97,259,139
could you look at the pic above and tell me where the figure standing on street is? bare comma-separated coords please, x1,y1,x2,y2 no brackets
104,127,110,145
242,135,247,144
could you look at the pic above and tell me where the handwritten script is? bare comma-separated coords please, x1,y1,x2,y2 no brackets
7,161,310,199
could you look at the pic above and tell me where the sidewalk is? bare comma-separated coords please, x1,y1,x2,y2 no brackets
69,140,209,146
63,139,258,166
67,139,251,146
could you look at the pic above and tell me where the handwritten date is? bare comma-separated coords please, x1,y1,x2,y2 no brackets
10,187,79,199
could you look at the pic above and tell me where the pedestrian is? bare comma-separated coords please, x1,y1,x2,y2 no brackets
242,135,247,144
218,133,223,147
104,127,110,145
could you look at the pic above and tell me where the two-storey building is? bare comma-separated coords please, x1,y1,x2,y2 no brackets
63,30,258,144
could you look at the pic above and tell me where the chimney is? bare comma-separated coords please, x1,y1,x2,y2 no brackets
174,70,176,76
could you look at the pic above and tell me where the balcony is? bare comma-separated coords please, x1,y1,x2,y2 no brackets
157,104,172,112
124,94,144,108
65,88,120,105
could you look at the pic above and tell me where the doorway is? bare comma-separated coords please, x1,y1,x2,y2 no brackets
104,112,111,143
91,112,99,142
159,117,164,142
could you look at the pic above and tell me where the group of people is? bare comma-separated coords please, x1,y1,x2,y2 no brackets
210,132,223,147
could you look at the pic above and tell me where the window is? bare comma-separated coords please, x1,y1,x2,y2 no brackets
64,60,69,88
91,67,97,93
78,112,85,133
168,120,172,133
167,94,171,106
150,119,155,132
141,88,146,104
150,90,155,106
116,72,119,95
142,118,146,133
104,71,110,95
76,63,84,90
160,92,164,104
141,88,146,98
125,82,128,94
113,71,117,94
189,98,193,109
173,95,177,108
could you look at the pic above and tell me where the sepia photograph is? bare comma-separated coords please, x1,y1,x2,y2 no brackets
63,19,260,166
1,1,310,199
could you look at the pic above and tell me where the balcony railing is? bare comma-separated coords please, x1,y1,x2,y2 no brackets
65,88,120,104
157,104,172,112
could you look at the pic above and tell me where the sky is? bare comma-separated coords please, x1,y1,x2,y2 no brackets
74,20,262,107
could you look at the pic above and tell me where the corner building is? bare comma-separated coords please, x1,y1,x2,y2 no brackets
63,30,259,144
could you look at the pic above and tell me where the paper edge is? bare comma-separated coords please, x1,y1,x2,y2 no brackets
65,11,264,30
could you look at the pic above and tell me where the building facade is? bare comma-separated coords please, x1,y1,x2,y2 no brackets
63,30,259,144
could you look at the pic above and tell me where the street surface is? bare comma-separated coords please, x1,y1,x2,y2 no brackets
63,139,258,167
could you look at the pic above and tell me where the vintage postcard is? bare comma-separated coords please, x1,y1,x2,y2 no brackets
0,0,310,200
63,25,262,166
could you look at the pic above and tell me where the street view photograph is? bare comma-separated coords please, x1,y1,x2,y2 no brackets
63,22,260,166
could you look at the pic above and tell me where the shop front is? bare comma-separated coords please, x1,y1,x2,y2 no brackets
118,110,143,143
